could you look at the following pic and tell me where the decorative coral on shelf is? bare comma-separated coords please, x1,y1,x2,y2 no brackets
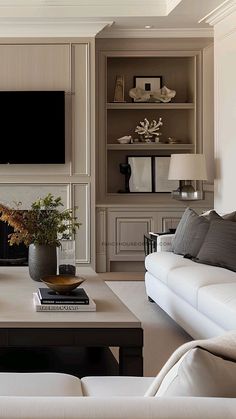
135,117,163,142
129,85,176,103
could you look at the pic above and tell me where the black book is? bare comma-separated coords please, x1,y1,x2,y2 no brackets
38,288,89,305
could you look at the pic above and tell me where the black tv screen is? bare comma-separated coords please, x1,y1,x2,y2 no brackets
0,91,65,164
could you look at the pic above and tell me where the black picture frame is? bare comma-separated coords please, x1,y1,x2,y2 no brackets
125,155,178,193
154,156,179,192
132,76,162,103
133,76,163,102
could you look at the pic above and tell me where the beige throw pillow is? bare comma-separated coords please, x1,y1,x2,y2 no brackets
155,348,236,398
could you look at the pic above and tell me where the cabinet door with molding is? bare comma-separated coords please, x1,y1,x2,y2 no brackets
156,211,183,233
107,210,157,262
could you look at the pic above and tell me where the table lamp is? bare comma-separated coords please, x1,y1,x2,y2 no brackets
168,153,207,200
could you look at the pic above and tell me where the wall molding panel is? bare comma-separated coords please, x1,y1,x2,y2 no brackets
96,207,107,273
0,39,95,269
71,43,90,176
0,183,70,209
73,183,91,265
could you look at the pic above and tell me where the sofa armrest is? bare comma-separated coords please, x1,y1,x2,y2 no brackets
0,396,235,419
156,234,174,252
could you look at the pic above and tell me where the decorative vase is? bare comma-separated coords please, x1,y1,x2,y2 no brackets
28,244,57,282
57,239,76,276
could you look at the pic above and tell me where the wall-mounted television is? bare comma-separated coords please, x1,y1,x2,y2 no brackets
0,91,65,164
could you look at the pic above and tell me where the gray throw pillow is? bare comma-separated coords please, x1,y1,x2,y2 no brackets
223,211,236,222
172,208,209,258
201,209,222,221
196,220,236,272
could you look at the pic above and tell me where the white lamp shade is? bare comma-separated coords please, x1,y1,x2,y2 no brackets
168,154,208,181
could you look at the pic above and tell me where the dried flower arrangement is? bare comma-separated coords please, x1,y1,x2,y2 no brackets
0,193,81,247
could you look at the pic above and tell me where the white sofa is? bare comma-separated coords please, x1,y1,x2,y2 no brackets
145,234,236,339
0,372,235,419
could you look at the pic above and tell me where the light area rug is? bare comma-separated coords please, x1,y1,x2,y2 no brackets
96,272,144,281
106,281,191,377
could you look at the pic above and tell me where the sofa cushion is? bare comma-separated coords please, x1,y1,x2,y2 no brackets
156,348,236,398
198,283,236,330
81,376,154,397
145,252,193,285
0,373,83,396
167,262,236,308
172,208,209,258
196,220,236,272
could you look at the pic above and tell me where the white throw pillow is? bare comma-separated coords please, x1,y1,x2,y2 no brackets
156,348,236,398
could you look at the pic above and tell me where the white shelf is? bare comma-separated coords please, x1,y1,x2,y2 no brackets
107,143,194,151
107,103,195,110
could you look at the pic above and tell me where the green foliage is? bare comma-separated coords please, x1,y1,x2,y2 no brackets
0,193,81,247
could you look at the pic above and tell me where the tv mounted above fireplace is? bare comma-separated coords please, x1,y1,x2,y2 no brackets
0,91,65,164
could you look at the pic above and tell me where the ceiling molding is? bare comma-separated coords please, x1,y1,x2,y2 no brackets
166,0,183,14
98,27,214,39
0,1,169,18
199,0,236,25
0,18,113,37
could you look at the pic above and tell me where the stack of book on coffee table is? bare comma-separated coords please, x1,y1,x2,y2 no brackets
33,288,96,312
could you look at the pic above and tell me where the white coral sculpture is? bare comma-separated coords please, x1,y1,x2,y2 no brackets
135,118,163,143
152,86,176,103
129,87,151,102
129,85,176,103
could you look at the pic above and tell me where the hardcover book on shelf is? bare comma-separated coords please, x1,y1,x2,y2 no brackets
38,287,89,305
33,293,96,312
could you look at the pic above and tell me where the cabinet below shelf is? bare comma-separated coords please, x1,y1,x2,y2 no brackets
107,143,194,151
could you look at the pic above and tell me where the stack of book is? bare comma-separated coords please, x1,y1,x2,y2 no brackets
33,288,96,312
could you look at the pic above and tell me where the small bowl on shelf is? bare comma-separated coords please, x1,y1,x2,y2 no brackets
41,275,85,294
116,135,132,144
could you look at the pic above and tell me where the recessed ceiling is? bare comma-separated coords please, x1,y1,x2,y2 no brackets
0,0,182,17
0,0,228,37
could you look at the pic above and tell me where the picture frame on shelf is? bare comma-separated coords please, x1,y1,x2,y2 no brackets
154,156,179,192
133,76,162,102
128,156,153,193
126,156,178,193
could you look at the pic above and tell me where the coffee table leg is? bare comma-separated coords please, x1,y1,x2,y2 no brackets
119,347,143,376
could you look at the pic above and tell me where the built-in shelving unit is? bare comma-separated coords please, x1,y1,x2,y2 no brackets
102,54,198,195
96,38,214,272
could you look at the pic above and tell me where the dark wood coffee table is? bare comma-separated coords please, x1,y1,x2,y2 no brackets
0,268,143,377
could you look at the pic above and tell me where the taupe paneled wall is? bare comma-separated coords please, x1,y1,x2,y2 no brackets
0,39,95,268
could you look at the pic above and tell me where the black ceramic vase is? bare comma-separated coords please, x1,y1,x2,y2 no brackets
28,244,57,282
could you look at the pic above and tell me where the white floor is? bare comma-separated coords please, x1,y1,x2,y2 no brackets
106,281,191,377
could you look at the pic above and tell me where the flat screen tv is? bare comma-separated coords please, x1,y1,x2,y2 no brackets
0,91,65,164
